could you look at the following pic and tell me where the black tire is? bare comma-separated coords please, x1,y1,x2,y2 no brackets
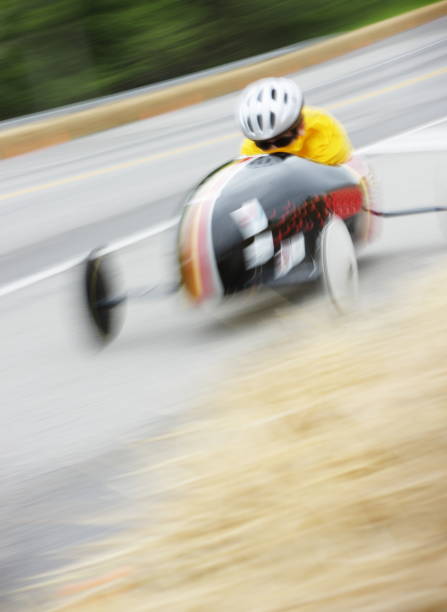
84,250,123,341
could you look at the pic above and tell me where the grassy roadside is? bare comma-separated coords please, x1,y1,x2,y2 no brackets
341,0,443,30
42,263,447,612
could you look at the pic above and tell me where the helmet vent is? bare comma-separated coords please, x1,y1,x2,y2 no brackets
247,117,253,132
271,88,277,100
257,114,263,130
257,90,263,102
270,112,275,128
284,92,289,103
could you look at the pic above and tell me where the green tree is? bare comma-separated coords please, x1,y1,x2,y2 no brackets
0,0,439,120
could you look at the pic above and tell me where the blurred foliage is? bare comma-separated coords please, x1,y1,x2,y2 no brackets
0,0,440,119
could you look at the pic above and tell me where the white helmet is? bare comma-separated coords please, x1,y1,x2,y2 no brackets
238,77,304,141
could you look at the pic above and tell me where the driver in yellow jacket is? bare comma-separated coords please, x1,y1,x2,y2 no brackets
238,77,378,240
238,77,352,166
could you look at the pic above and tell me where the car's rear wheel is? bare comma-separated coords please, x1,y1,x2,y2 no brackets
319,216,359,313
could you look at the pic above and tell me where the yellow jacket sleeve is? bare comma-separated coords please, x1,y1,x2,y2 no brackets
239,106,352,165
240,138,263,156
300,107,352,165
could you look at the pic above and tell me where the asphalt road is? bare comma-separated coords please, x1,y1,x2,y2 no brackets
1,16,447,610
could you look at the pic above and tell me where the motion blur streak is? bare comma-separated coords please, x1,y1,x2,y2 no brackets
329,64,447,109
1,66,445,204
0,217,179,298
48,266,447,612
0,134,237,202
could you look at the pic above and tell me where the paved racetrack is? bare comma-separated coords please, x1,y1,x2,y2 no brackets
1,16,446,610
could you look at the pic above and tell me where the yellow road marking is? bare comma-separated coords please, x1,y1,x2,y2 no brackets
0,133,238,202
328,66,447,110
1,66,446,202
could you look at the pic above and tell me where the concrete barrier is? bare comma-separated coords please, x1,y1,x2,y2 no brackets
364,119,447,211
1,1,446,159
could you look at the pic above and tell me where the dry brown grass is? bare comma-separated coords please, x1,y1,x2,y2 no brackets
49,267,447,612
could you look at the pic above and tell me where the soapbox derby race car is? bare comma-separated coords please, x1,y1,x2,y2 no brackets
84,152,446,342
